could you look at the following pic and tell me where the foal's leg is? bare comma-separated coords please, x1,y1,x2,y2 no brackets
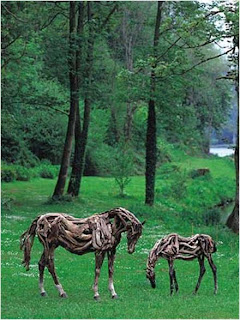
168,259,175,295
172,265,179,293
207,255,218,294
107,249,118,299
38,252,47,296
194,255,206,294
46,246,67,298
93,251,105,300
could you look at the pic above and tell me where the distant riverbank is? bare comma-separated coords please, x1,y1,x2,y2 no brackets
210,145,234,157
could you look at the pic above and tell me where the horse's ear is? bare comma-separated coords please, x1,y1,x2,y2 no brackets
142,220,146,226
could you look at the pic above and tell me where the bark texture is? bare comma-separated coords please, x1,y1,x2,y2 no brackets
145,1,164,205
226,108,239,233
67,2,94,196
52,2,79,199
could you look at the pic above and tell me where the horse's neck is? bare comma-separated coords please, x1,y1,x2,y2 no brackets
112,215,127,237
147,242,161,271
108,207,136,227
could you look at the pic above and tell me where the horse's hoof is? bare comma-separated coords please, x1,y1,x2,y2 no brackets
60,292,68,298
94,296,100,301
41,292,47,297
112,294,118,299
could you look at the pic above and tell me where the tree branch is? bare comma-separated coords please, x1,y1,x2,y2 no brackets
175,48,234,76
2,3,28,23
1,33,21,50
99,3,118,31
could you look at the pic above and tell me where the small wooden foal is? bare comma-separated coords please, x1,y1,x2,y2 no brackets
146,233,217,295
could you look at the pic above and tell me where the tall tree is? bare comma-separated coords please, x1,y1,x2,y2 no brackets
52,2,79,199
67,2,118,196
67,2,93,196
121,5,145,143
225,1,239,233
145,1,164,205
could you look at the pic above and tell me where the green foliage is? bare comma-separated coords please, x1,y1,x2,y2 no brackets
38,162,59,179
15,166,31,181
111,145,134,197
1,163,60,182
203,208,221,226
1,191,14,211
1,164,16,182
157,138,175,164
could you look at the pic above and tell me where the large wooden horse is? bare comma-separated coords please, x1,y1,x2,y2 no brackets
146,233,217,295
20,207,144,300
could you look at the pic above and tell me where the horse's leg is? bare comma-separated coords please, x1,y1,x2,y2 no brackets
38,252,47,296
194,255,206,294
107,249,118,299
207,254,218,294
172,265,179,293
93,251,105,300
168,259,175,295
46,246,67,298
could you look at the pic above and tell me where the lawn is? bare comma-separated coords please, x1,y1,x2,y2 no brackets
1,155,239,319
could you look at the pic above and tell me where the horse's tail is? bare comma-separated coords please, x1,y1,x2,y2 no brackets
20,216,39,271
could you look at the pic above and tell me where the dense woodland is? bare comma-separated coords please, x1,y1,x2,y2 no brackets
1,1,239,229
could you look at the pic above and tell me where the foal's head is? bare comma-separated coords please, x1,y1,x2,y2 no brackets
198,234,217,255
126,221,145,254
146,267,156,288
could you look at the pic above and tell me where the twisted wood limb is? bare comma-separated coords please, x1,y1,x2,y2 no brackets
194,255,206,294
172,263,178,293
168,259,175,295
46,245,67,298
38,252,47,296
207,255,218,294
93,251,105,300
108,249,118,299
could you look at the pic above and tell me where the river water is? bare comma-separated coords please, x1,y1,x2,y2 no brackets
209,145,234,157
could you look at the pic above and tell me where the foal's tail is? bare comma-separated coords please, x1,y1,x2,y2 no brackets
20,216,39,271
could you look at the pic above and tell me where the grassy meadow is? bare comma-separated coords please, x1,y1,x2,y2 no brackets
1,154,239,319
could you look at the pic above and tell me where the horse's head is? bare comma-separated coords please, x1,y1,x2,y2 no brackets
126,221,145,254
198,234,217,255
146,267,156,288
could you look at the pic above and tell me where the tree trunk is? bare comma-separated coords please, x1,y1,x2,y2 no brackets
67,2,93,197
226,85,239,233
145,1,164,205
52,2,78,199
124,103,137,143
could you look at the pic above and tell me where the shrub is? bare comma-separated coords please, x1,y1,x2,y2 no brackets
1,165,16,182
203,208,221,226
189,168,210,179
158,163,180,177
39,165,58,179
15,165,31,181
110,144,134,197
1,191,14,210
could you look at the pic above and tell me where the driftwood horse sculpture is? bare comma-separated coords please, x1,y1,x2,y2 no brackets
146,233,217,295
20,207,144,300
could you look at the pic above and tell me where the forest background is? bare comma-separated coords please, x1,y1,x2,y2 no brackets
1,1,239,319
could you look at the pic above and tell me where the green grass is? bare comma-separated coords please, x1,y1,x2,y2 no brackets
1,155,239,319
